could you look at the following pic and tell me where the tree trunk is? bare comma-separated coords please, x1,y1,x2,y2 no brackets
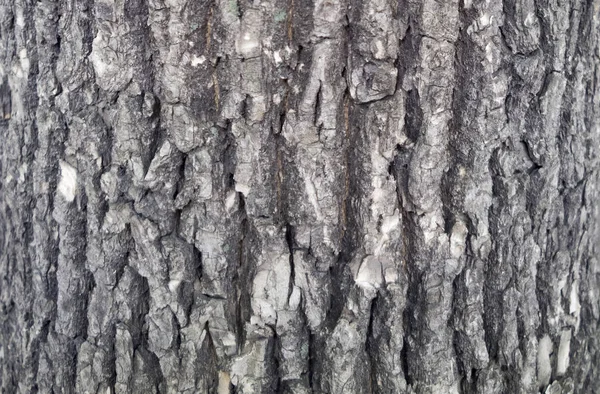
1,0,599,392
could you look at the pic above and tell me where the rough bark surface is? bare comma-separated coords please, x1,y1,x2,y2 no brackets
1,0,599,393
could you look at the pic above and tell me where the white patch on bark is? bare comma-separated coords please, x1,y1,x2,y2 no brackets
252,250,291,325
556,329,571,376
218,371,231,394
18,163,28,183
381,214,400,234
303,175,322,220
236,32,260,57
570,280,581,331
225,190,238,212
90,30,133,92
323,225,332,249
450,219,468,258
479,13,493,27
234,181,250,196
90,35,108,75
168,280,181,293
374,212,400,255
485,43,495,63
288,285,301,310
19,49,30,74
15,8,25,28
537,335,553,389
191,55,206,67
355,256,383,290
58,161,77,202
372,39,386,59
569,281,580,314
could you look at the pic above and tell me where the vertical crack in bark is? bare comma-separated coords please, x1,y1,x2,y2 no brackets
285,223,295,301
19,7,41,388
450,272,467,391
235,215,249,353
0,79,11,121
339,91,350,245
483,148,503,364
365,293,379,394
392,142,416,387
403,89,422,144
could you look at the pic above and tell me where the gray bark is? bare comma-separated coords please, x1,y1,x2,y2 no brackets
0,0,599,393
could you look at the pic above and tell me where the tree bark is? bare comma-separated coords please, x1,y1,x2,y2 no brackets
1,0,599,392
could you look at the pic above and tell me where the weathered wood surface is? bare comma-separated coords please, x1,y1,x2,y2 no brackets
1,0,599,392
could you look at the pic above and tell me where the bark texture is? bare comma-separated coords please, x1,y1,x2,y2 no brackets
1,0,600,392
